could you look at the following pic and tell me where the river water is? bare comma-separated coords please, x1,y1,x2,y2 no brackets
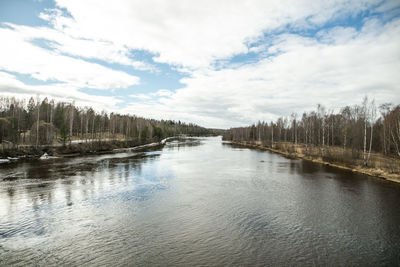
0,137,399,266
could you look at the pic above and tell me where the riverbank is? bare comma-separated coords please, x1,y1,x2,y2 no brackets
230,140,400,184
0,136,181,162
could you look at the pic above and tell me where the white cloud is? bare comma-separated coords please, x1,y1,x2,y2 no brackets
128,89,174,104
0,71,123,110
6,22,155,71
153,89,173,97
129,89,174,100
120,17,400,128
51,0,378,69
128,93,152,100
0,26,140,89
1,0,399,129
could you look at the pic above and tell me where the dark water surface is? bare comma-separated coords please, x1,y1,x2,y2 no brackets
1,137,400,266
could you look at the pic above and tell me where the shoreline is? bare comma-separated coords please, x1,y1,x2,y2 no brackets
229,141,400,184
0,136,183,163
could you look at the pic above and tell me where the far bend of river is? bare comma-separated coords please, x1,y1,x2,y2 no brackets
1,137,400,266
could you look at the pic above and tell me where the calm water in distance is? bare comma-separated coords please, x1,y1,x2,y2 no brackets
1,137,400,266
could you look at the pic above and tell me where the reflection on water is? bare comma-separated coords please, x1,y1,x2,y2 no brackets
1,137,400,266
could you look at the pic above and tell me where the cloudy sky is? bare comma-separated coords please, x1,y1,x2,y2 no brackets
0,0,399,128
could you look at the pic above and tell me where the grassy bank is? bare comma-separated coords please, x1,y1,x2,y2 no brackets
230,140,400,184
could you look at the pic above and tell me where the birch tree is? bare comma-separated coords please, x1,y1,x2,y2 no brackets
366,99,376,166
68,102,74,147
317,104,326,157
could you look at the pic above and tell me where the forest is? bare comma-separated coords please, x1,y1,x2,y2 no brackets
223,97,400,175
0,96,211,155
1,95,400,177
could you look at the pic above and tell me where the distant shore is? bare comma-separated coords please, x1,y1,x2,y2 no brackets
229,141,400,184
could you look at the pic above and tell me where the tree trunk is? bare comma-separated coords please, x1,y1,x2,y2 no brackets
367,124,373,166
363,119,367,166
49,104,53,144
69,106,74,147
85,113,89,143
321,120,325,158
271,125,274,148
36,101,40,148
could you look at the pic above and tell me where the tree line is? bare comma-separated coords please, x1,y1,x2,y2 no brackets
223,97,400,166
0,96,211,149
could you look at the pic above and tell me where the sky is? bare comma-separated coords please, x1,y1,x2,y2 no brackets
0,0,399,128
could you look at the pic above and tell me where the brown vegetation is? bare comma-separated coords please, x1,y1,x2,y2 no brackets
224,97,400,183
231,140,400,183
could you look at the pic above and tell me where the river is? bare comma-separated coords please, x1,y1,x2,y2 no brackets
1,137,399,266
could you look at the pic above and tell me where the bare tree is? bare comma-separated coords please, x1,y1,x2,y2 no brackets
271,121,274,148
366,99,376,165
36,95,40,148
379,103,393,155
317,104,326,157
291,113,298,146
68,102,74,147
